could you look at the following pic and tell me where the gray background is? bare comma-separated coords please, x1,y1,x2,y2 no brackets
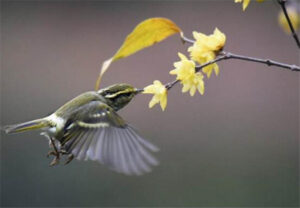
1,0,299,207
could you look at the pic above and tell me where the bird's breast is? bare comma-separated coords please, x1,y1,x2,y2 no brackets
46,114,66,137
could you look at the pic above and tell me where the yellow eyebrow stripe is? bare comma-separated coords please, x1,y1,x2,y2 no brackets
105,89,132,98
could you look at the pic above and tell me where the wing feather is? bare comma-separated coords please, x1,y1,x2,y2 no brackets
60,100,159,175
115,130,130,174
127,126,159,152
72,131,89,157
123,129,151,173
120,129,141,175
124,128,159,166
122,129,148,175
78,130,95,160
86,129,101,160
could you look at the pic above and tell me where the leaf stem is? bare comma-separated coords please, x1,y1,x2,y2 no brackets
180,34,195,44
277,0,300,48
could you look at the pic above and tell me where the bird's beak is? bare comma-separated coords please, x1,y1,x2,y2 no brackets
135,88,144,94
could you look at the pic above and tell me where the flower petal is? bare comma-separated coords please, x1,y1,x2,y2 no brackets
214,63,220,76
243,0,250,11
198,80,205,95
178,52,187,61
149,96,159,108
190,85,196,96
160,94,167,111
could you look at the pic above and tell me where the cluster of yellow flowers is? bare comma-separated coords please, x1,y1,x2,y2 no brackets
188,28,226,78
143,28,226,111
140,1,299,112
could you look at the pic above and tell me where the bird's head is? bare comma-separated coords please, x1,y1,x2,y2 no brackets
97,83,143,111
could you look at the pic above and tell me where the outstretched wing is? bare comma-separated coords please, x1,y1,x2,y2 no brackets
61,101,159,175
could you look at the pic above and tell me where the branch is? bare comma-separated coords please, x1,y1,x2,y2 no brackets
277,0,300,48
180,34,299,70
165,51,300,90
220,51,300,71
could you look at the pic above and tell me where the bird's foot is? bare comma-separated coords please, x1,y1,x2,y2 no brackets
49,156,60,166
46,150,57,158
64,154,74,165
47,149,73,166
47,150,60,166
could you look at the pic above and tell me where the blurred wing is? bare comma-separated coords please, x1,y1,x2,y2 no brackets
61,101,159,175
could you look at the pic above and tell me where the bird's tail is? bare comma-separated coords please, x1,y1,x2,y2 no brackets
3,118,51,134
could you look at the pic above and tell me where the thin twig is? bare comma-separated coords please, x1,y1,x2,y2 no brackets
181,34,195,44
165,51,300,90
220,51,300,71
180,34,299,70
277,0,300,48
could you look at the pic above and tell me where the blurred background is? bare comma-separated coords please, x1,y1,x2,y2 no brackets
1,0,299,207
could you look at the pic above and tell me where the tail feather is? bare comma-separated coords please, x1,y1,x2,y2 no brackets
3,118,50,134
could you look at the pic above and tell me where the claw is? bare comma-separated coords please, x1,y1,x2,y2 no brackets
59,149,68,155
64,154,74,165
46,150,57,158
47,149,60,167
49,156,60,166
47,149,72,166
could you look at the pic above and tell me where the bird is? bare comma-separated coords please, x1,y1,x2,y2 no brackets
3,83,159,175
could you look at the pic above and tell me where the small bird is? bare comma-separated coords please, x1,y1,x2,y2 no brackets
3,83,159,175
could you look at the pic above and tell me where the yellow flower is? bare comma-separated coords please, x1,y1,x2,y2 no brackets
187,28,225,78
188,42,220,78
143,80,168,111
202,62,219,79
191,28,226,52
170,53,196,80
235,0,264,11
181,72,205,96
278,7,300,34
235,0,250,11
170,53,205,96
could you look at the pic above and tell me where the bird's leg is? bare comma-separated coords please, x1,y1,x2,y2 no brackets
42,132,74,166
58,148,74,165
41,132,59,159
46,137,59,157
46,135,60,166
48,138,53,148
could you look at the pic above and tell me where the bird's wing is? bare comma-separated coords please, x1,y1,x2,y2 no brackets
61,101,159,175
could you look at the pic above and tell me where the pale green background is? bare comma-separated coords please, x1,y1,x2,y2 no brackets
1,0,299,207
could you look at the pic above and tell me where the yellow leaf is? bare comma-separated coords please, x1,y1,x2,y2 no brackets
95,17,181,90
113,17,181,61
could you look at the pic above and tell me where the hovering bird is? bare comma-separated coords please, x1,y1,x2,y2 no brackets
3,84,159,175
